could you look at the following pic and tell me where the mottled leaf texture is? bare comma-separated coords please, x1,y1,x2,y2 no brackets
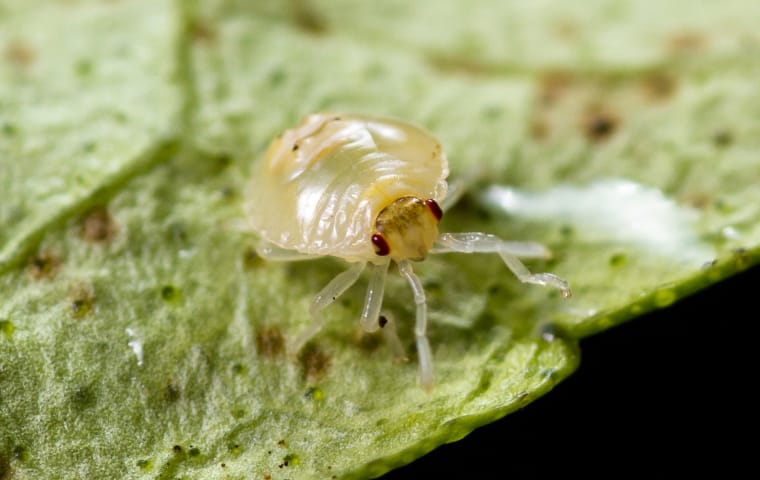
1,1,758,479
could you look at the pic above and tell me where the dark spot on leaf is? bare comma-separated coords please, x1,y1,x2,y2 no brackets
69,283,95,319
227,443,241,455
4,40,34,67
0,453,11,480
164,381,181,403
243,247,263,269
582,108,619,142
231,363,247,375
161,285,180,302
641,72,677,101
74,59,93,77
304,386,324,401
255,327,285,358
277,439,287,448
291,143,299,152
355,330,382,353
173,445,182,453
279,453,299,468
268,68,287,87
136,459,151,470
27,250,61,281
0,319,14,338
712,130,733,148
221,463,226,468
189,17,217,43
11,446,27,462
71,384,95,410
299,344,331,382
265,474,272,480
188,447,200,457
378,316,388,328
609,253,627,267
291,0,328,34
733,248,751,270
2,123,17,136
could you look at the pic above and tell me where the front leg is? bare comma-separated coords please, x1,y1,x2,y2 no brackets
432,232,571,298
288,261,366,355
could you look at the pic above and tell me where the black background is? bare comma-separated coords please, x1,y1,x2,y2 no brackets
381,263,757,478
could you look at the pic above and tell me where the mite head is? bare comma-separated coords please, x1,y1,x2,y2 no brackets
371,196,443,262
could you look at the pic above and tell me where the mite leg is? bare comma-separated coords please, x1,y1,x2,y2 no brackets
256,241,319,262
432,232,571,298
398,260,434,391
359,260,390,333
289,261,366,355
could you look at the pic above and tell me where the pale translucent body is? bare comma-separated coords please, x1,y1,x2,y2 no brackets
248,113,570,390
247,113,448,262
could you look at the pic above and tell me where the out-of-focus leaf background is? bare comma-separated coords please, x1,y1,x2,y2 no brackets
1,1,758,478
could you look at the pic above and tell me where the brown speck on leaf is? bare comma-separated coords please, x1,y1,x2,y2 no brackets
69,282,95,318
164,380,181,403
641,72,677,101
27,250,61,280
538,70,575,106
264,474,272,480
683,191,711,210
189,17,217,43
0,452,11,480
80,206,116,243
668,31,707,54
256,326,285,358
529,117,551,140
582,108,619,142
299,344,331,382
291,0,329,34
426,53,496,77
173,445,182,453
277,439,287,448
5,40,34,67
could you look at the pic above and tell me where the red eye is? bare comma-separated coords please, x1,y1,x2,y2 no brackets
371,234,390,256
425,199,443,221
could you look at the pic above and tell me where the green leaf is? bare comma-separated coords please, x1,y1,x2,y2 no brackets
2,1,759,479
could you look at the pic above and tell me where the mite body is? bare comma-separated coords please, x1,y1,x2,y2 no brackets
248,113,570,389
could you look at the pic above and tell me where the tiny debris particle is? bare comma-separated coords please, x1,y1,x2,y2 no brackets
80,206,116,243
173,445,182,453
277,439,287,448
582,109,619,142
27,250,61,280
